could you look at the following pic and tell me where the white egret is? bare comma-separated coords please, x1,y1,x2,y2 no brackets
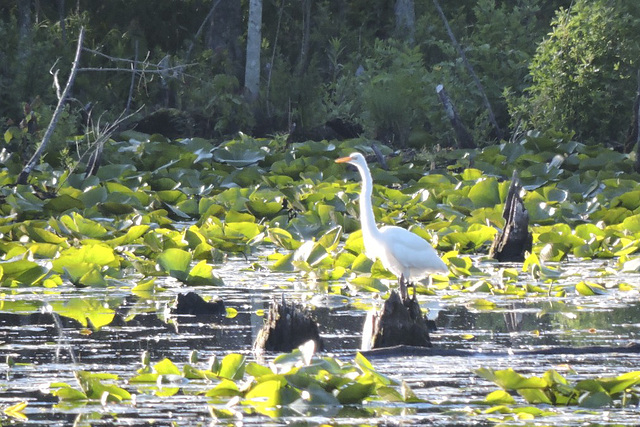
335,152,448,300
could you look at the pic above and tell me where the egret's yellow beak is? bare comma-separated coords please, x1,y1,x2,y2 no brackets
335,156,352,163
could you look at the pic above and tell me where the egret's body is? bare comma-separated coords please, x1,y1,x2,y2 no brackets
336,152,447,299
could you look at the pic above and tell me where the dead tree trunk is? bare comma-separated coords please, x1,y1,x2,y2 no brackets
244,0,263,101
436,84,476,149
394,0,416,45
295,0,313,77
489,170,532,261
254,296,323,353
432,0,503,140
361,291,431,350
628,70,640,172
17,27,85,185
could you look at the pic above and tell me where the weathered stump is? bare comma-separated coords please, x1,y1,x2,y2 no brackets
254,297,323,353
489,170,532,261
361,291,431,350
171,292,225,318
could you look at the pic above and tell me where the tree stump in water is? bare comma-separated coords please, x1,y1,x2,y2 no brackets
254,297,323,353
489,170,532,261
361,291,431,350
171,292,226,318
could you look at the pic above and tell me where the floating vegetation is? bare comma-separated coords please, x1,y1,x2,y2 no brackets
2,130,640,424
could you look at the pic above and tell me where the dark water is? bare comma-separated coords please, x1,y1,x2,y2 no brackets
2,256,640,425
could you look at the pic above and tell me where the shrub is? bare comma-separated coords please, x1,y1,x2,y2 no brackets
515,0,640,145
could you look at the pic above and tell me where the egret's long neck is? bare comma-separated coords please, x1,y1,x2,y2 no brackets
356,163,381,239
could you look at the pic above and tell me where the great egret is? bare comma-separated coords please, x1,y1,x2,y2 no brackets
335,152,448,300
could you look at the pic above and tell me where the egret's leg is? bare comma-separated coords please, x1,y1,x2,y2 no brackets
399,274,407,301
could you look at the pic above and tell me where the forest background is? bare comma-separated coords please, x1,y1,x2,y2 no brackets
2,0,640,162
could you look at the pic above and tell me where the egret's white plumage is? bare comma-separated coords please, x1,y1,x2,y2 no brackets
336,152,447,299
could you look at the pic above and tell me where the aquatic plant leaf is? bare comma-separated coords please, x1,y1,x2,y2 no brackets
442,225,496,251
213,144,266,167
157,248,192,281
96,163,137,181
245,362,273,378
294,241,328,267
267,228,301,250
225,221,262,239
292,140,336,156
468,177,500,208
60,212,109,238
24,225,67,245
49,298,115,329
246,200,283,219
476,368,547,390
128,373,159,383
52,385,88,401
217,354,246,380
596,371,640,395
186,260,224,286
517,388,553,405
575,281,607,296
44,194,84,213
317,226,343,252
335,381,376,404
470,299,496,310
52,244,118,273
245,382,300,418
205,379,241,398
2,401,28,420
484,390,516,405
6,190,45,213
292,383,341,409
578,391,613,408
349,277,388,293
154,358,181,376
269,252,295,271
107,224,150,247
0,259,48,286
131,278,165,296
62,264,106,287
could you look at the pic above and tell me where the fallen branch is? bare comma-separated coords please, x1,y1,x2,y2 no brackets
17,27,85,185
436,84,476,149
361,343,640,359
432,0,503,140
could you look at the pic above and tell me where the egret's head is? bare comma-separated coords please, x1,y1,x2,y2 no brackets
335,152,366,168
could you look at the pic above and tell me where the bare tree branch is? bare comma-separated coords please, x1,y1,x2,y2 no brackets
185,0,223,62
18,27,85,185
126,39,139,115
432,0,504,140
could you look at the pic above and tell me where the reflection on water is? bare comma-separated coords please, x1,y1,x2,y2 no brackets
1,255,640,425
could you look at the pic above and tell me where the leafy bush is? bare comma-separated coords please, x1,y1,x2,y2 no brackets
359,40,429,147
514,0,640,144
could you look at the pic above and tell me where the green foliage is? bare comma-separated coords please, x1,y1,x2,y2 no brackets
360,40,428,146
515,0,640,144
477,367,640,408
52,347,415,417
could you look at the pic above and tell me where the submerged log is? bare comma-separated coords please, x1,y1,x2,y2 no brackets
361,291,431,350
490,170,532,262
171,292,225,318
254,296,323,353
361,342,640,359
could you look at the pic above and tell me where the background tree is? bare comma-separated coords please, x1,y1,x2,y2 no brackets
2,0,637,151
513,0,640,145
244,0,262,102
